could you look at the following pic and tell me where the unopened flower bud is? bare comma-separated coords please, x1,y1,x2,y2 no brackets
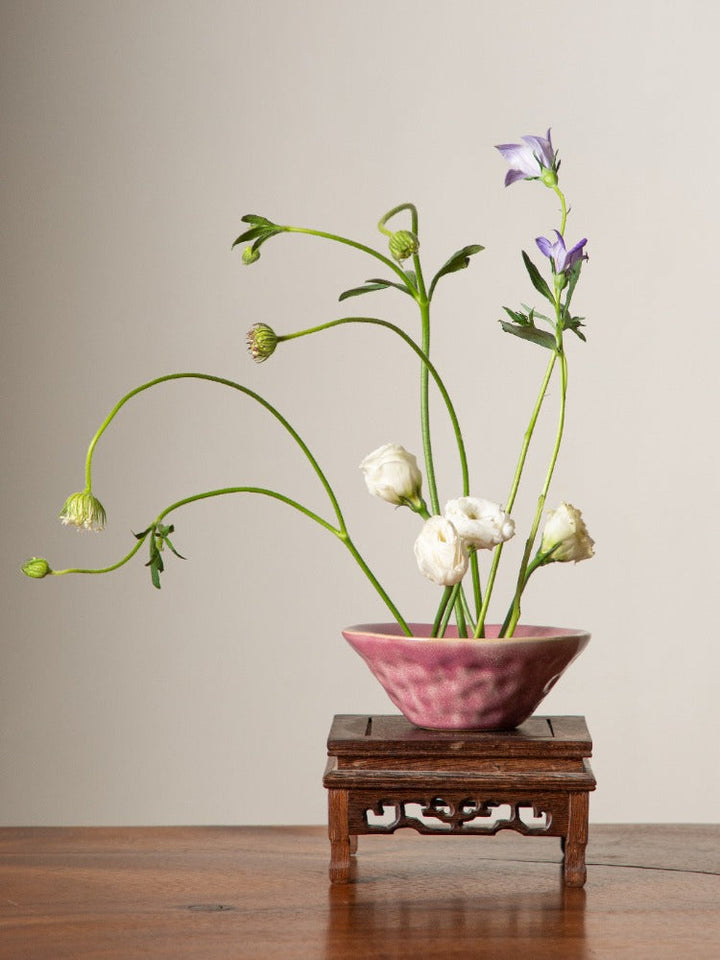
360,443,423,507
246,323,278,362
388,230,419,262
22,557,51,579
242,246,261,265
540,502,594,563
59,491,107,532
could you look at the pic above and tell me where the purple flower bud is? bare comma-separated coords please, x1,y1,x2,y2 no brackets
495,129,556,187
535,231,588,274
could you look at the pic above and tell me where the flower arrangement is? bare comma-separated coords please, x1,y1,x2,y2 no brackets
23,129,594,640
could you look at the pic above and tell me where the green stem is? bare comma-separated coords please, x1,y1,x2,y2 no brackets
377,202,419,238
155,487,340,535
278,317,469,499
504,348,568,637
438,583,461,637
282,226,415,296
474,351,557,637
83,373,346,532
553,186,568,236
157,488,410,633
339,534,412,635
51,535,147,576
431,586,453,636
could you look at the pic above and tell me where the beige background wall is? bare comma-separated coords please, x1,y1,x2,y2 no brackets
2,0,718,825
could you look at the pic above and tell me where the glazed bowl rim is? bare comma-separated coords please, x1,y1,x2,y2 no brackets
342,622,590,646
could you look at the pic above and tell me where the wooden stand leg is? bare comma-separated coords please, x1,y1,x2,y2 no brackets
327,789,352,884
563,792,589,887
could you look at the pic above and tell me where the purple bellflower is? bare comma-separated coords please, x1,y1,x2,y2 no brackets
536,231,588,275
495,129,556,187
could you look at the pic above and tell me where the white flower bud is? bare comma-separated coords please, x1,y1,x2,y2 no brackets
540,502,595,563
360,443,423,507
444,496,515,550
413,516,468,586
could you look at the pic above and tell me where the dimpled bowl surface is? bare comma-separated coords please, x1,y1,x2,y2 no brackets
342,622,590,731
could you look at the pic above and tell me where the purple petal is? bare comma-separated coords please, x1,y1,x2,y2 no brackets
496,143,538,177
504,168,527,187
522,133,554,169
535,236,553,258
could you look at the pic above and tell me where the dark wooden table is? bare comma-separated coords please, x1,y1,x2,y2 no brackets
1,825,719,959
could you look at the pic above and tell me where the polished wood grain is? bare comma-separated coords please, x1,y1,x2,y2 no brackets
324,715,595,886
0,826,718,959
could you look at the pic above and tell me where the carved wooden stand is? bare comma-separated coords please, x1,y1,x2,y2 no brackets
323,714,596,887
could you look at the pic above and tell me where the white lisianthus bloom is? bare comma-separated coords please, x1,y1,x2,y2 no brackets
414,516,468,586
444,496,515,550
540,502,595,563
360,443,423,507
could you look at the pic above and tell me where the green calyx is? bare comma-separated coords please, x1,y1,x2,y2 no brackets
388,230,419,262
247,323,279,362
22,557,51,578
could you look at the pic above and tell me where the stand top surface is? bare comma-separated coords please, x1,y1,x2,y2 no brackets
327,715,592,759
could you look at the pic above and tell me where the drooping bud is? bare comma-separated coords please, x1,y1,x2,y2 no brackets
246,323,278,362
22,557,51,578
59,491,107,532
242,246,261,265
388,230,419,262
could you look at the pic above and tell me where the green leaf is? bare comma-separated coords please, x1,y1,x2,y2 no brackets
428,244,485,299
562,314,587,342
232,223,284,251
150,561,161,590
163,535,186,560
499,319,556,350
564,260,582,310
241,214,274,227
338,278,413,301
522,251,554,303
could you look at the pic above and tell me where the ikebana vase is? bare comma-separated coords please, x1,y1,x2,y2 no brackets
342,622,590,731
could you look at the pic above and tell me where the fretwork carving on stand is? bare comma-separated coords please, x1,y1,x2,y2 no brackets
361,797,553,835
323,714,596,888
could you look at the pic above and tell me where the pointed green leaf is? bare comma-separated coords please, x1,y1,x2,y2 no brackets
521,251,554,303
338,281,394,302
150,561,161,590
163,536,186,560
241,214,274,227
428,244,485,299
502,306,528,326
499,320,556,350
338,278,413,301
564,260,582,310
563,314,587,341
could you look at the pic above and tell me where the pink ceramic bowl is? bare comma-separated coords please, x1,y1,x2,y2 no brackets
342,622,590,731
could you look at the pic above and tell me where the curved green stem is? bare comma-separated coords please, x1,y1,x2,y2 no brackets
504,348,568,637
278,317,469,499
377,202,419,238
155,486,340,535
282,226,415,295
474,351,557,637
51,535,147,576
157,488,410,633
83,373,346,533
